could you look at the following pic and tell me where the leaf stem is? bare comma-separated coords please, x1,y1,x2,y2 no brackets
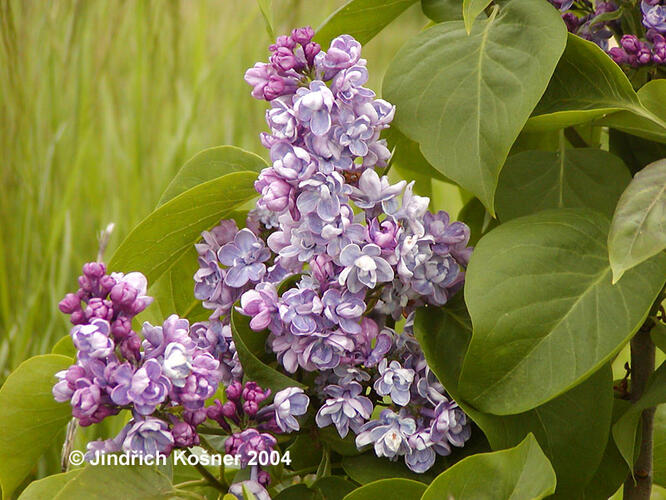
623,319,656,500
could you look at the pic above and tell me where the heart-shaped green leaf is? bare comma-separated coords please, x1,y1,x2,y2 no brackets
109,171,257,284
343,478,425,500
496,146,631,221
158,146,266,206
415,296,614,498
383,0,566,213
459,208,666,414
315,0,418,47
0,355,73,498
608,159,666,283
421,434,556,500
527,34,641,132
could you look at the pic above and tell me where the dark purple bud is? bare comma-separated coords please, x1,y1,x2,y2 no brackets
304,42,321,65
84,298,114,321
59,293,81,314
172,421,200,447
120,333,141,362
264,75,288,100
70,310,86,325
647,29,665,44
184,409,208,427
608,47,630,65
270,46,298,72
111,316,132,340
110,282,138,307
83,262,106,279
637,46,652,64
226,380,243,401
270,35,297,52
257,469,271,487
100,275,116,295
653,43,666,63
621,35,641,54
243,400,259,416
222,401,238,419
291,26,314,45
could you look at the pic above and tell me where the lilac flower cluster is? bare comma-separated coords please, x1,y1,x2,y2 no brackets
55,264,308,470
54,263,228,457
553,0,617,50
609,31,666,66
550,0,666,67
181,27,475,474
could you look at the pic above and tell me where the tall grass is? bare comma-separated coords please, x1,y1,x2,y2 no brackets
0,0,423,381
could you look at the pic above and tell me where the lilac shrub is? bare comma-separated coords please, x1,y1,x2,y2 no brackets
53,26,473,499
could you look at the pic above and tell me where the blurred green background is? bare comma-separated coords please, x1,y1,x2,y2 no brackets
0,0,424,381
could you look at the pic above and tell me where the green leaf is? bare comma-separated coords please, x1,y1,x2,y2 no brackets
459,208,666,414
318,426,362,457
311,476,357,500
230,309,304,392
462,0,491,33
109,171,257,284
653,323,666,354
256,0,275,40
421,0,463,21
608,159,666,283
527,34,641,132
51,335,76,359
315,0,417,47
0,354,73,498
579,399,632,500
158,146,267,206
414,296,614,498
52,466,173,499
421,434,556,500
457,197,497,246
613,362,666,472
147,246,209,323
273,484,315,500
18,470,81,500
341,453,433,485
343,478,426,500
495,146,631,222
601,80,666,144
383,0,566,214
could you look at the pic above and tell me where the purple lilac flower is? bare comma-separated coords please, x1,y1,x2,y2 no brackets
226,429,277,467
239,282,281,333
218,229,270,288
321,288,365,334
338,243,394,293
273,387,310,432
294,80,335,136
172,421,200,447
279,286,323,335
429,399,471,448
315,382,373,437
142,315,193,361
122,418,174,457
109,359,170,415
70,319,114,359
301,329,354,370
406,431,437,473
643,1,666,32
271,141,317,183
331,65,374,104
322,35,362,79
171,353,221,411
350,169,405,214
374,359,415,406
355,409,416,459
297,172,351,222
